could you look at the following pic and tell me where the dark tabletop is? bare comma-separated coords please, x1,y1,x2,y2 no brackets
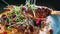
0,0,60,13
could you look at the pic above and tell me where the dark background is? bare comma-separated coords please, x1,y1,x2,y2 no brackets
0,0,60,13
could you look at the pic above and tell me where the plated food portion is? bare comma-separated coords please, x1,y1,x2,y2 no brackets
0,5,52,34
0,2,55,34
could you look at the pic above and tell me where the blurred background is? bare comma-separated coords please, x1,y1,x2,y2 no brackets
0,0,60,13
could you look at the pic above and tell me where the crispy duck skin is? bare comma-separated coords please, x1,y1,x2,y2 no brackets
25,7,51,19
35,7,52,18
